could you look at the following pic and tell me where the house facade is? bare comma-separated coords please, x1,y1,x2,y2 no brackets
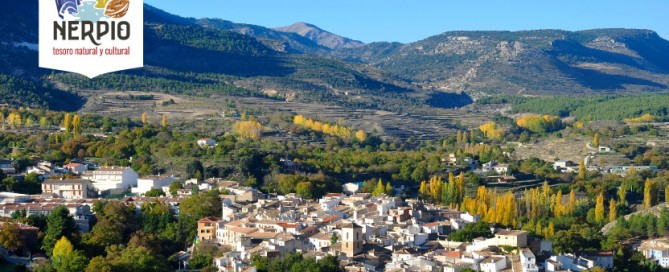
87,167,139,195
42,179,93,199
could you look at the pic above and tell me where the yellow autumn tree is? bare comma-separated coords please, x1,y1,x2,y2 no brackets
516,115,562,133
578,159,586,180
479,122,504,140
161,115,168,128
355,130,367,143
293,115,307,126
609,199,617,222
233,120,263,140
63,113,72,133
72,114,81,135
419,181,429,200
568,189,576,213
618,186,627,204
592,133,600,148
624,114,654,123
7,112,22,129
644,178,657,209
141,112,148,125
546,222,555,239
429,176,443,202
595,193,605,223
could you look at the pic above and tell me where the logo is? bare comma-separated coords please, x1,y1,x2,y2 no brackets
40,0,143,78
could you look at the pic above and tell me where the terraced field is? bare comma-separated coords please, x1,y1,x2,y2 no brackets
79,90,489,140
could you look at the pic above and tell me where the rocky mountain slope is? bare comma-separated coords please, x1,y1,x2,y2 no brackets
274,22,365,50
341,29,669,97
1,1,669,112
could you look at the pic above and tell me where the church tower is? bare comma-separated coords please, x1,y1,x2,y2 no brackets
341,222,363,257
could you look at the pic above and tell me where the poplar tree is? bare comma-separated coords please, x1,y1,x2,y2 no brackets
618,186,627,204
609,199,617,222
63,113,72,133
141,112,148,125
72,114,81,135
644,178,656,209
568,189,576,213
578,159,586,180
161,115,167,128
419,181,428,200
595,193,605,223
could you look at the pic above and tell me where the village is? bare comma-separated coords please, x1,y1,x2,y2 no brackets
0,147,665,272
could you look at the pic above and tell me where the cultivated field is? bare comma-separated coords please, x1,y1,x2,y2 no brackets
78,90,490,140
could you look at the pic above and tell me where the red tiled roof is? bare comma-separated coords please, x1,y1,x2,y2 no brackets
300,225,317,233
324,193,344,197
445,251,463,258
198,216,221,223
322,215,338,223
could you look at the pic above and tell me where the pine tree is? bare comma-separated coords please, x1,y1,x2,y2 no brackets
609,199,617,222
595,193,605,223
141,112,148,125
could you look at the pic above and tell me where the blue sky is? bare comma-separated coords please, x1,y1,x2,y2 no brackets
144,0,668,43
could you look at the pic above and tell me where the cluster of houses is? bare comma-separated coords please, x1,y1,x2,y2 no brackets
193,190,618,272
0,156,666,271
552,159,658,176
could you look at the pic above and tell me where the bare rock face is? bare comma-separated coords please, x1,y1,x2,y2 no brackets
274,22,364,50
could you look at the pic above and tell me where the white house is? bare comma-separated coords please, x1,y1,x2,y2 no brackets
546,252,613,272
520,249,539,272
132,175,174,195
640,239,669,268
197,138,217,148
27,162,57,178
461,212,481,223
553,160,577,173
480,256,507,272
482,161,509,175
598,146,615,153
87,167,139,195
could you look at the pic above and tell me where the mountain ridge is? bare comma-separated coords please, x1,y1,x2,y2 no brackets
1,1,669,113
274,22,365,50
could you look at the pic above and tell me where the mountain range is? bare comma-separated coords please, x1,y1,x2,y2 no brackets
1,1,669,112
